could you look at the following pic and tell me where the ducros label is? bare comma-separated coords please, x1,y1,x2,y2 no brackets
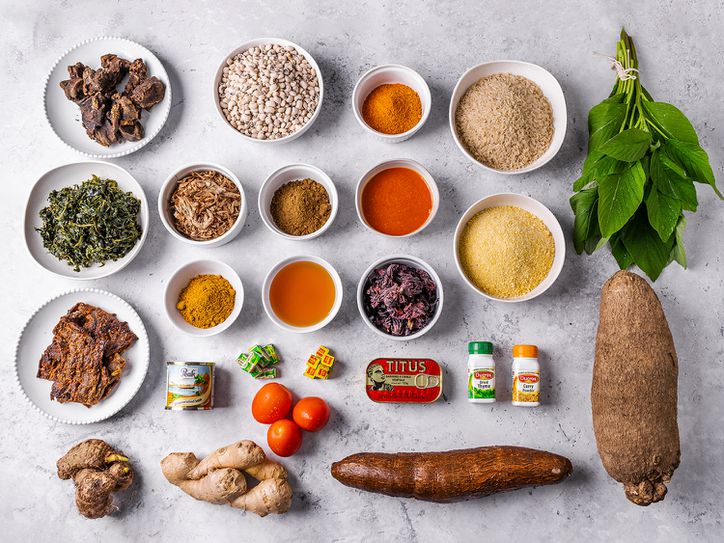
512,370,540,403
468,367,495,400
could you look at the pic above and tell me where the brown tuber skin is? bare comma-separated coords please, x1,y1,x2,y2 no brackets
331,446,572,502
592,270,680,506
57,439,134,519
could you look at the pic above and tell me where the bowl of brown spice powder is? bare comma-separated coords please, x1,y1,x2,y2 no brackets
449,60,567,174
259,163,338,240
159,163,247,247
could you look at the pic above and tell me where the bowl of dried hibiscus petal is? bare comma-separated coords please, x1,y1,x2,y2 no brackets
357,255,443,341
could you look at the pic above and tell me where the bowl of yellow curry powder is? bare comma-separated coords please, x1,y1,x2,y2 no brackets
454,193,565,302
352,64,431,143
164,259,244,336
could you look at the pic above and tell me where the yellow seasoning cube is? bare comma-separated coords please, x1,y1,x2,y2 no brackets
307,355,321,369
314,366,330,379
304,366,317,379
316,346,329,358
320,354,335,368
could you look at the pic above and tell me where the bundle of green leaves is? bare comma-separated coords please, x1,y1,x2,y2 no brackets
571,29,720,281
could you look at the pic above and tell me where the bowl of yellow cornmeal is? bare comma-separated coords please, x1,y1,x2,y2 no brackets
454,193,565,302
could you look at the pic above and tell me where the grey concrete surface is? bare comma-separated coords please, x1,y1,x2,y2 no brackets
1,1,722,541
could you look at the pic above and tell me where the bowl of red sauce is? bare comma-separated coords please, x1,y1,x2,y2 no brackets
355,159,439,237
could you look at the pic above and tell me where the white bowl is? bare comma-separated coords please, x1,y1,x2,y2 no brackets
355,159,439,238
258,164,338,240
357,255,444,341
213,38,324,144
164,259,244,337
352,64,431,143
158,162,248,248
24,161,149,280
449,60,567,174
453,193,565,302
44,36,172,159
262,256,343,333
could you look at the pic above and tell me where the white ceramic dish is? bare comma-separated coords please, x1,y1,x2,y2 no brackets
355,159,439,238
14,288,150,425
158,162,248,247
213,38,324,144
357,255,444,341
262,256,343,333
44,36,172,158
164,260,244,337
352,64,431,143
24,161,149,280
453,193,566,302
449,60,567,174
259,163,338,240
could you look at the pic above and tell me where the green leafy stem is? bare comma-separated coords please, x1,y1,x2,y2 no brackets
571,29,720,281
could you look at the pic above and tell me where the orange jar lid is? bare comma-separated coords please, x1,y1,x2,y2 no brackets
513,344,538,358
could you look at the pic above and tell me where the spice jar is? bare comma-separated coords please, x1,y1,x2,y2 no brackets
511,345,540,407
467,341,495,403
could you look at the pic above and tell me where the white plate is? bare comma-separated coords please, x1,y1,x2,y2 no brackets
24,161,149,280
44,36,172,158
14,289,150,424
449,60,567,174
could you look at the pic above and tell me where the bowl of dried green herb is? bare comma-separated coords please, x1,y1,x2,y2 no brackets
24,161,149,280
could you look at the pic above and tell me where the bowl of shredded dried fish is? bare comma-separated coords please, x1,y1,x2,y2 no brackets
159,163,247,247
454,193,565,302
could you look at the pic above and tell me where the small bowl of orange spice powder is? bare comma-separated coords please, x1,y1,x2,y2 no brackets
352,64,431,143
356,159,439,238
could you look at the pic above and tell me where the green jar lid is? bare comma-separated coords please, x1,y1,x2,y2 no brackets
468,341,493,354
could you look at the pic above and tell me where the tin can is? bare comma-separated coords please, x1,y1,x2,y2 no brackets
365,358,443,403
165,362,215,410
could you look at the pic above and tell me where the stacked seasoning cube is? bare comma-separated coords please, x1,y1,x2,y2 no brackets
237,344,280,379
304,346,335,379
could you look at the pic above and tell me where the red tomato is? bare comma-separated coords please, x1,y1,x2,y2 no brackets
252,383,293,424
292,397,331,432
267,419,303,457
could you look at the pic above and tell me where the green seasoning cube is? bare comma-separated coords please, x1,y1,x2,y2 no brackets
263,344,280,365
256,368,278,379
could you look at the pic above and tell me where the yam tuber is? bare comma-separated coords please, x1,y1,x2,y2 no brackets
592,270,680,506
331,445,572,502
57,439,134,519
161,440,292,516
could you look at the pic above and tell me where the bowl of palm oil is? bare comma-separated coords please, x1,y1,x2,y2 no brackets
356,159,439,238
261,255,343,333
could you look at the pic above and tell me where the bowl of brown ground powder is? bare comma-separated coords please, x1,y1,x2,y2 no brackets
449,60,566,174
259,163,338,240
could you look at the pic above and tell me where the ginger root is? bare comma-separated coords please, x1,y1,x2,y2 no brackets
57,439,134,519
161,440,292,516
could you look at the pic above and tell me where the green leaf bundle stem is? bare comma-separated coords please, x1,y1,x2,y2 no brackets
571,29,720,281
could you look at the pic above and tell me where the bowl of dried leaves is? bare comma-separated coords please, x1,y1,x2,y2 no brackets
159,163,247,248
357,255,444,341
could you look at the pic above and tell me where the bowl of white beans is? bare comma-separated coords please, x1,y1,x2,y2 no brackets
214,38,324,144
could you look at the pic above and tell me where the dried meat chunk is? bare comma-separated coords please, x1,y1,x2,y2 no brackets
129,76,165,110
37,303,137,407
64,303,138,358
